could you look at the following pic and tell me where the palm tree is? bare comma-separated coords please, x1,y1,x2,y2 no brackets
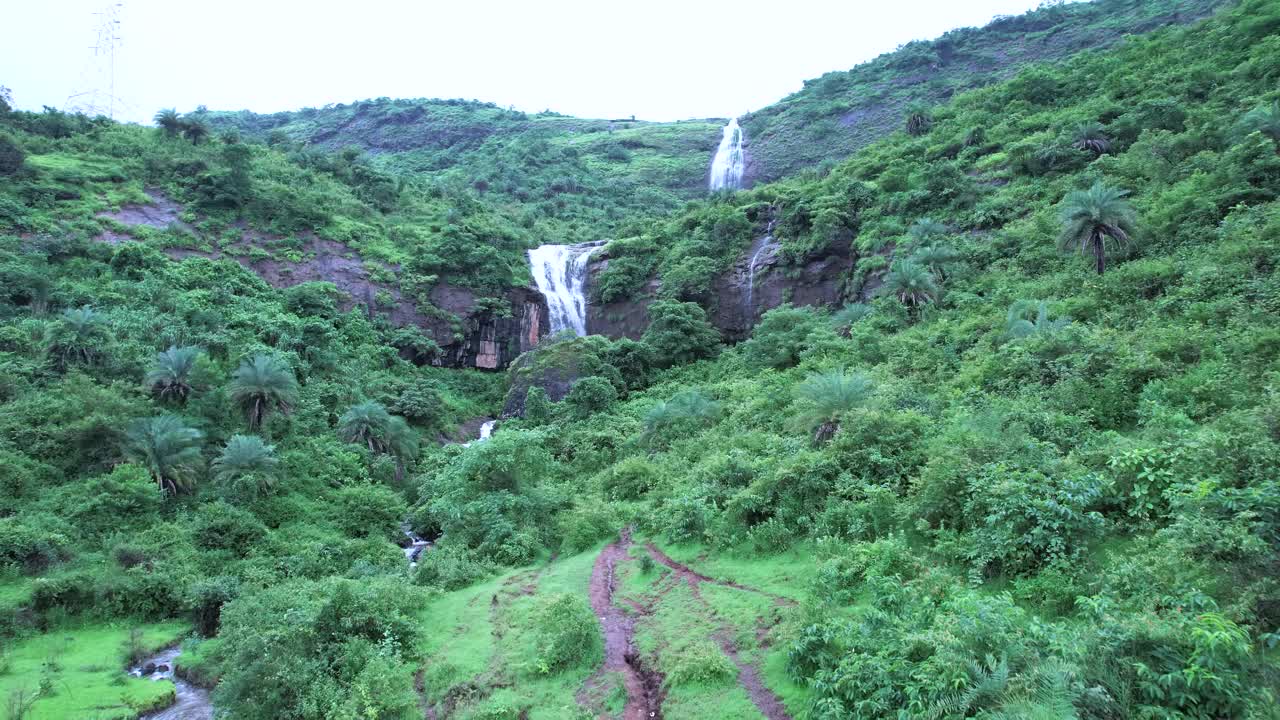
48,305,109,368
830,303,872,336
1005,300,1071,339
124,415,204,493
879,261,940,319
228,354,298,431
1238,100,1280,145
911,244,959,282
1071,121,1111,155
212,435,278,498
337,401,418,481
153,108,182,137
908,217,950,244
794,369,875,444
383,416,419,484
1058,181,1136,275
337,400,393,453
180,118,210,145
641,390,719,447
145,346,202,405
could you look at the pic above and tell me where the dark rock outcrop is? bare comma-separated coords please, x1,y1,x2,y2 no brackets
584,229,860,343
96,191,548,370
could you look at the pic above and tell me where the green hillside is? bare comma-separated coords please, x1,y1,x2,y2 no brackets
741,0,1230,183
199,99,724,245
2,0,1280,718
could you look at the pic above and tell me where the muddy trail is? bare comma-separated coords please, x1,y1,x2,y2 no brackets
642,543,794,720
584,529,664,720
643,542,797,607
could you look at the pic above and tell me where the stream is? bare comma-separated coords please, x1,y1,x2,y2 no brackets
129,646,213,720
126,414,495,716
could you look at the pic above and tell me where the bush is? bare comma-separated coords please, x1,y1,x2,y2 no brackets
666,640,736,686
413,544,496,590
603,456,659,500
740,304,833,368
0,133,23,175
564,376,617,419
531,593,600,673
641,300,721,368
192,501,267,556
190,576,240,637
0,516,69,573
208,578,422,720
555,499,616,552
332,484,408,541
523,386,552,424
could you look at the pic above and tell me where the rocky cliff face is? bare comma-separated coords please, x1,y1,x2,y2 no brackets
428,285,548,369
584,228,859,342
97,190,548,370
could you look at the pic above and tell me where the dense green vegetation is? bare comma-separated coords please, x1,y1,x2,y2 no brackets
198,99,724,245
741,0,1230,182
3,0,1280,718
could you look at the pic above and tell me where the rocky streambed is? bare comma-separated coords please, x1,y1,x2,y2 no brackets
129,646,213,720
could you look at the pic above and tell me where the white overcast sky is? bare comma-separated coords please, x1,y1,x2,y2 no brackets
5,0,1047,125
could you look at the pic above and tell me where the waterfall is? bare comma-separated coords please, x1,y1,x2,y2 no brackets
527,243,600,336
709,117,746,192
745,243,770,319
743,222,777,324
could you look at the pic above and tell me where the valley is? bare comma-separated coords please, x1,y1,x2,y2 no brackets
2,0,1280,718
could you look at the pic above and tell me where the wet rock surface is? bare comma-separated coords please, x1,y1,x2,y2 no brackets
94,190,548,369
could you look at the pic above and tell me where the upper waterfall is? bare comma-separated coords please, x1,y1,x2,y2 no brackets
709,117,746,192
527,243,600,337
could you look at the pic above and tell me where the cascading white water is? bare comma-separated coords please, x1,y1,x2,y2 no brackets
709,117,746,192
527,243,599,336
744,243,770,318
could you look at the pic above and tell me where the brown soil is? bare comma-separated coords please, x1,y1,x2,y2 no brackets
710,628,792,720
584,529,664,720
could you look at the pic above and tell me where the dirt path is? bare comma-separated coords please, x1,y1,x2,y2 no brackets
585,529,664,720
643,542,793,720
710,628,792,720
643,543,796,607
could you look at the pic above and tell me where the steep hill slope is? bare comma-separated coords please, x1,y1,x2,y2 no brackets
741,0,1231,184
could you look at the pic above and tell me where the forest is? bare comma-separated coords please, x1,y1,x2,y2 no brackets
1,0,1279,718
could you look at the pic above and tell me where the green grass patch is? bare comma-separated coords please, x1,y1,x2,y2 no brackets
0,621,189,720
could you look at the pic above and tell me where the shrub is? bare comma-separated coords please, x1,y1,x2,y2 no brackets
523,386,552,424
603,456,659,500
0,133,23,175
0,516,69,573
413,544,496,590
332,484,408,541
740,304,832,368
556,499,616,552
531,593,600,673
192,501,267,556
666,640,736,686
564,376,617,419
190,575,240,637
641,300,721,368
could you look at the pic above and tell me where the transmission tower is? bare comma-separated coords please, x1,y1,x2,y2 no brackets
65,3,124,118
